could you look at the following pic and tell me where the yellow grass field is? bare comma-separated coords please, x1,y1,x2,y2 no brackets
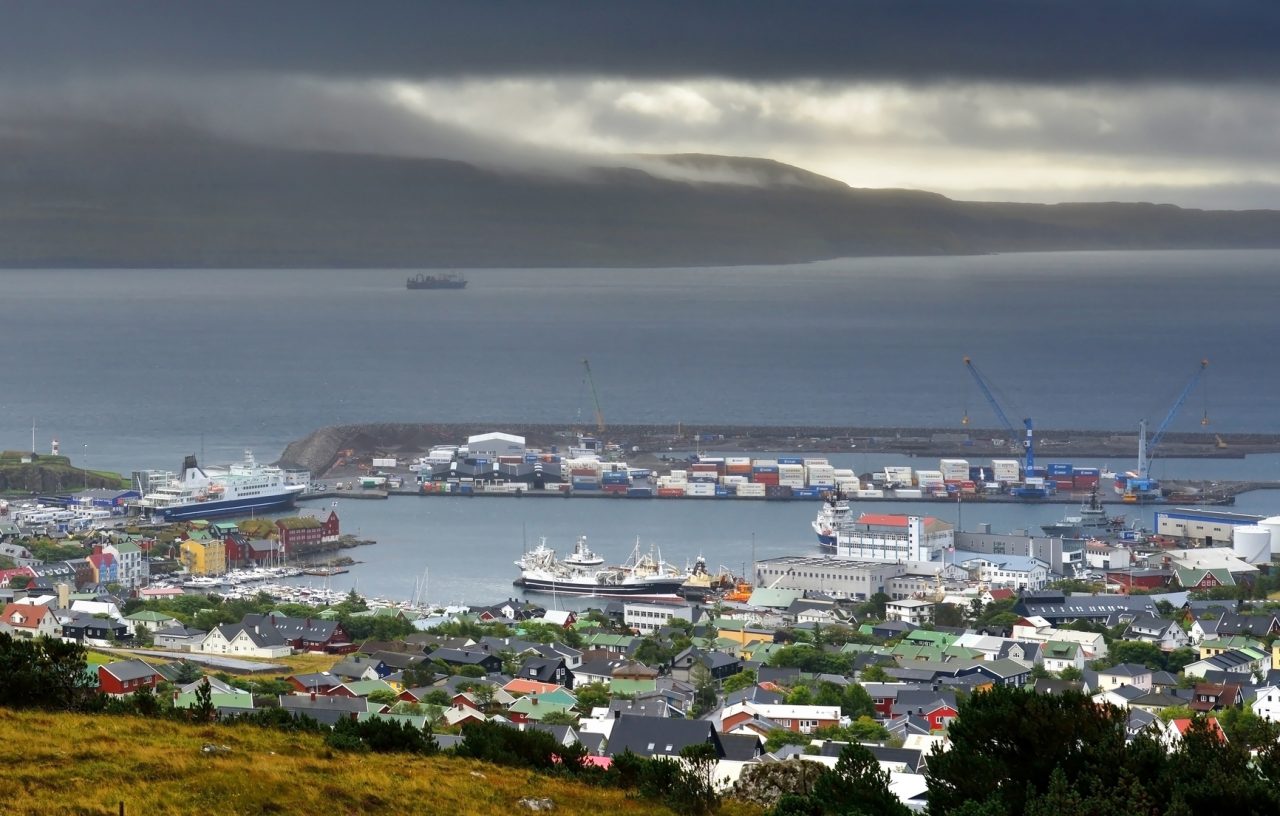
0,708,759,816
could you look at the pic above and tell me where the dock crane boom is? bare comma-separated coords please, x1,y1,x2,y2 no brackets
1138,359,1209,480
582,358,606,435
962,357,1035,471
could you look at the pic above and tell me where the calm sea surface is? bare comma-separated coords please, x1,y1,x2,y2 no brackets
2,251,1278,603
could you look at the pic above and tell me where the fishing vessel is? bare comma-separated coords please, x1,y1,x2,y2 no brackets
406,272,467,290
812,493,852,552
133,451,306,521
562,535,605,567
677,555,737,601
513,537,689,597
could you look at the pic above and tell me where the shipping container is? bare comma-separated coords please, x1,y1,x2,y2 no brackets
715,486,732,497
602,484,628,495
857,489,885,498
627,487,654,498
686,483,716,497
792,487,820,499
574,482,601,491
1046,463,1074,477
752,473,780,485
765,485,794,499
894,488,922,498
1054,479,1074,490
1073,467,1100,476
778,457,803,465
657,487,686,498
736,484,766,498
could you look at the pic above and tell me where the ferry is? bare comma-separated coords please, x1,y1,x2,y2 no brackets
406,272,467,290
513,537,688,597
133,450,306,521
812,493,852,552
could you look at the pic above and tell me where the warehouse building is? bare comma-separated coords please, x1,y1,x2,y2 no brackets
1153,508,1264,546
754,557,968,602
955,526,1082,577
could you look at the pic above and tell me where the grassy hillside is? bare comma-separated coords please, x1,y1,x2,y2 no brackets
0,707,739,816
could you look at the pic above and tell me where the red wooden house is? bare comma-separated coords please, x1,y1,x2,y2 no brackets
98,659,163,696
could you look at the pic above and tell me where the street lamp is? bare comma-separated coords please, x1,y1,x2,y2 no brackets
83,444,89,489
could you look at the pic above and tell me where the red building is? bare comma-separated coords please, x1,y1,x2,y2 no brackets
98,659,163,696
275,510,340,556
1106,569,1173,593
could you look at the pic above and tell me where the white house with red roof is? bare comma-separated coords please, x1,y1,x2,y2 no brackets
833,514,954,562
0,602,60,639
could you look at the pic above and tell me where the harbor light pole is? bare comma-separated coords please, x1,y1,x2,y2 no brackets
84,444,89,489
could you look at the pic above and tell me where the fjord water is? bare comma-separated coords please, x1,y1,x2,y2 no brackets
3,249,1277,471
3,251,1279,602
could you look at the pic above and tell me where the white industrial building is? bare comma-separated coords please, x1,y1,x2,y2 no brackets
1153,508,1264,546
832,514,954,563
465,432,526,458
754,556,968,602
623,600,694,634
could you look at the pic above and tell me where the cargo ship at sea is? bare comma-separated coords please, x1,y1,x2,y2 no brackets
133,451,306,521
513,538,688,597
406,272,467,290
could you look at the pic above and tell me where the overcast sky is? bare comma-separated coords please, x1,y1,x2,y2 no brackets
4,1,1279,207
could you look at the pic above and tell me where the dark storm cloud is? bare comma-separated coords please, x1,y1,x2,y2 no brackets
3,0,1278,84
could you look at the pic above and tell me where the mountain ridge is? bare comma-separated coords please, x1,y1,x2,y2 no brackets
2,126,1278,268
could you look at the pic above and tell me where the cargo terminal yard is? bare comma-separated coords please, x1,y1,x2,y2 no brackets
283,424,1280,506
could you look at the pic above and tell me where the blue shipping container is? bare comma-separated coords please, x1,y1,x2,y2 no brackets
793,488,820,498
1074,468,1100,476
778,457,803,465
752,466,780,473
1046,463,1073,476
627,487,654,497
574,482,601,491
714,487,731,497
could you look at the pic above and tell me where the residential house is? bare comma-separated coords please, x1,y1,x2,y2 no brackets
517,656,571,687
1163,717,1228,748
885,599,935,625
328,679,396,700
198,623,293,659
241,613,354,653
1183,648,1269,680
1201,636,1265,659
1251,685,1280,722
0,603,60,640
278,693,368,726
275,515,325,556
1123,615,1191,651
720,702,841,735
1041,641,1086,674
890,690,959,732
959,554,1049,591
962,658,1032,688
863,683,913,718
606,714,726,759
1096,663,1153,693
1190,682,1243,713
123,610,179,636
61,613,128,644
430,648,503,674
671,647,741,683
287,672,343,695
154,625,206,651
86,551,117,585
98,659,163,696
1216,612,1280,639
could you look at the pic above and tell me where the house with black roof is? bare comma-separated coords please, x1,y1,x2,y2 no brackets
431,648,503,674
671,647,741,683
278,693,369,726
606,714,726,759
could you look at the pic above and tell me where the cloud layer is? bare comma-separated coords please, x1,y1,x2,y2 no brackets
3,2,1279,207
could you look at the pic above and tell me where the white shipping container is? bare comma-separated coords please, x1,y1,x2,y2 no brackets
856,489,885,498
721,475,749,485
884,466,914,482
371,458,398,468
726,457,751,466
753,460,779,469
833,469,856,479
686,483,716,496
780,479,806,489
916,470,944,486
803,458,830,467
779,464,805,475
737,483,767,497
895,488,924,498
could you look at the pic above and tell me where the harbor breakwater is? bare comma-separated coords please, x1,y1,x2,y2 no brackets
277,422,1280,477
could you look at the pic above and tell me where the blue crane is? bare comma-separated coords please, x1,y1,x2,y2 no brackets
962,357,1035,471
1137,359,1209,481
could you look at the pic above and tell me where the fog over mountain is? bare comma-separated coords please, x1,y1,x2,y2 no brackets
2,2,1279,266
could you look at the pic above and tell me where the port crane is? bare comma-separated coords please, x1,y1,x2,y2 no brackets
581,358,606,436
962,357,1035,472
1126,359,1209,499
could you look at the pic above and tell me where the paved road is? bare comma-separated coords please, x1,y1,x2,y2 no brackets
102,647,286,674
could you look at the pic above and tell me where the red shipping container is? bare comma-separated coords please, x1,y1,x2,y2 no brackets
657,488,685,498
1055,479,1074,490
570,468,598,477
603,484,628,495
752,473,780,485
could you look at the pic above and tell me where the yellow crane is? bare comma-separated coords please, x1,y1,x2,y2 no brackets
582,358,606,436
